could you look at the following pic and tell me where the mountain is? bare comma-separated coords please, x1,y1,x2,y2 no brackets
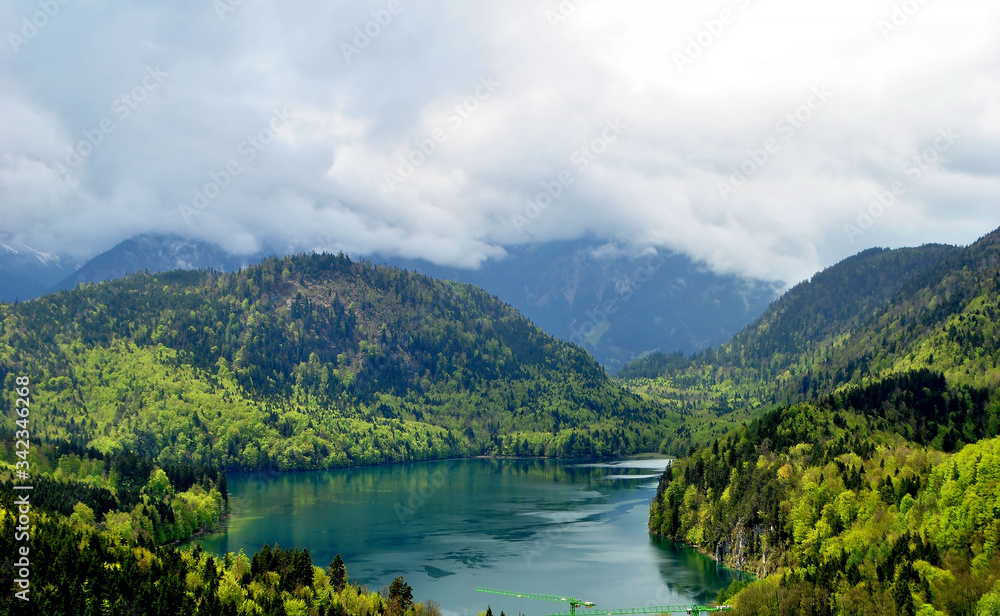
51,233,264,292
382,239,782,370
619,242,976,429
1,233,263,303
623,243,961,379
0,235,80,302
620,242,965,447
645,227,1000,615
0,252,679,469
9,234,781,370
4,234,782,369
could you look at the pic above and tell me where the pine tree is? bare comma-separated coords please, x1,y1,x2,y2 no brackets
388,576,414,612
328,553,347,592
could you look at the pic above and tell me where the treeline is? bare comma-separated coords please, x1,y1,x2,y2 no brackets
650,370,1000,615
834,369,999,452
0,433,228,545
0,506,435,616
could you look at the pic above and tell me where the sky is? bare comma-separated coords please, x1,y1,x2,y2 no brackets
1,0,998,284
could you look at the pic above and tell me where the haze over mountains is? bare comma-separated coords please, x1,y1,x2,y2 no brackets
383,240,782,368
627,228,1000,392
0,233,782,368
0,235,78,302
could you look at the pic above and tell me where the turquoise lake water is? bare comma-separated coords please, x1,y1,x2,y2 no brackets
194,458,743,616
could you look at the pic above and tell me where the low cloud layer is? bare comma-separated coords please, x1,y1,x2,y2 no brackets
2,0,998,283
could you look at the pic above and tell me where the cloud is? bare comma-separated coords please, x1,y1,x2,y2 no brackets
1,0,998,283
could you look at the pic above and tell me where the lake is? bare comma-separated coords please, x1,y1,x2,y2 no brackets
193,458,743,616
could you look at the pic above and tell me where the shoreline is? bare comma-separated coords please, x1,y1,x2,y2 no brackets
222,451,675,475
649,529,758,582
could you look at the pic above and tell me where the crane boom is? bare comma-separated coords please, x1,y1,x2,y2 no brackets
548,606,732,616
473,587,730,616
474,587,596,616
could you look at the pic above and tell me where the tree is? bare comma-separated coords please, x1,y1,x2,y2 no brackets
389,576,414,613
328,553,347,592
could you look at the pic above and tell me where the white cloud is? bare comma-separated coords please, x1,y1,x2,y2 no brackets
1,0,998,283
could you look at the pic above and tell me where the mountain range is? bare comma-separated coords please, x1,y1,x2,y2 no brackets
3,221,1000,615
383,239,782,369
620,240,985,445
0,233,782,368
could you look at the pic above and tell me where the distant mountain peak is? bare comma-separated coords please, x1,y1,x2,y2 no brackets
0,235,63,265
377,238,783,369
0,234,78,302
50,233,265,293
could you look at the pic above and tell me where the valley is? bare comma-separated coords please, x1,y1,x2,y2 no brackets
2,227,1000,615
4,3,998,614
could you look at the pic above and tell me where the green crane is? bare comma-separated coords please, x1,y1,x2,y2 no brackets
474,587,596,616
472,587,731,616
548,605,732,616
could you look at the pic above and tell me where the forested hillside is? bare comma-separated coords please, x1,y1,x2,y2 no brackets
621,244,959,382
0,498,431,616
647,226,1000,615
624,232,1000,447
0,252,677,471
651,372,1000,615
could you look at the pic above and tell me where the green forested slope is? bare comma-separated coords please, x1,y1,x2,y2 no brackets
0,252,677,470
625,230,1000,447
646,226,1000,615
650,372,1000,615
622,244,958,378
0,500,432,616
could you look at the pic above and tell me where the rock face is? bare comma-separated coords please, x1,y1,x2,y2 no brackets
714,520,780,578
